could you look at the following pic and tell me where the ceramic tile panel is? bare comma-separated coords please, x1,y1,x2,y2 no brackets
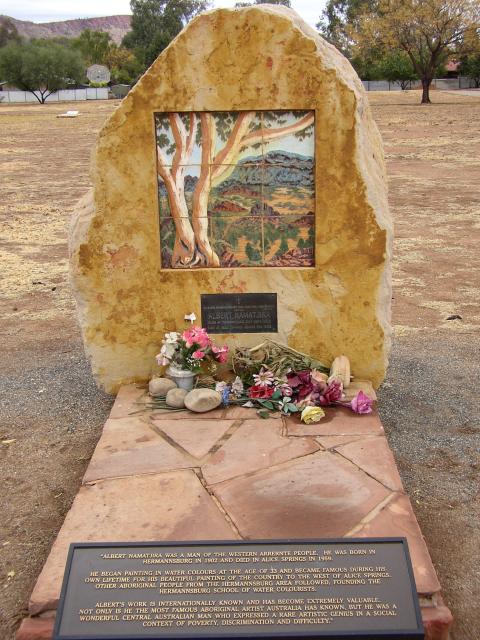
263,215,314,266
155,109,315,268
213,216,264,267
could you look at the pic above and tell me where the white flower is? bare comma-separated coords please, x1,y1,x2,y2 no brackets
184,312,197,324
164,331,179,344
215,381,229,393
231,376,244,397
253,367,275,387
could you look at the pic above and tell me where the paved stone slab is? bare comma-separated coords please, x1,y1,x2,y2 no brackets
151,407,226,421
29,470,236,615
108,384,147,419
155,419,236,458
212,450,391,539
202,419,320,485
16,617,54,640
224,406,281,420
336,436,404,491
83,417,192,483
348,493,441,595
316,434,365,449
286,406,384,437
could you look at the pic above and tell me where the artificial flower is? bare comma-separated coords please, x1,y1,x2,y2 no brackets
212,345,229,363
248,384,275,399
253,368,275,387
221,387,230,406
164,331,179,344
215,381,229,393
231,376,244,397
319,379,343,406
301,406,325,424
182,326,211,349
350,390,373,414
192,349,205,360
311,369,328,386
279,383,293,397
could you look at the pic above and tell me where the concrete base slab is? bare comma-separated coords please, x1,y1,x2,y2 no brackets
19,385,453,640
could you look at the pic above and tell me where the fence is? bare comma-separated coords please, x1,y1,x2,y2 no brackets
0,87,109,103
361,77,477,91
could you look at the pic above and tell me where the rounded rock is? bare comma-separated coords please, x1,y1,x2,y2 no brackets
184,389,222,413
166,388,188,408
149,377,177,397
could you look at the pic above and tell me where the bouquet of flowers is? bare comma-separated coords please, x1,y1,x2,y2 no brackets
156,326,228,374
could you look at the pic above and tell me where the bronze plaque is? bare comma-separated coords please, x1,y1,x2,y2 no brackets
53,539,423,640
201,293,277,334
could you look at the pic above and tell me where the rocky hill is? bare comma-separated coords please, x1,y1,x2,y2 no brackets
1,15,131,45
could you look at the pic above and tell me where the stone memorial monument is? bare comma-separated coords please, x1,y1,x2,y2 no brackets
17,7,453,640
70,5,392,393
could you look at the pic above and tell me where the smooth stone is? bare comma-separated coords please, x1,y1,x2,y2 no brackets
184,389,222,413
149,377,177,397
166,388,188,408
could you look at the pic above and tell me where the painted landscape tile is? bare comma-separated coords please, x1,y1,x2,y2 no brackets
155,110,315,268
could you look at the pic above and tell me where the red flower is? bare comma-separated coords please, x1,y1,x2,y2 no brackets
248,385,275,399
319,379,343,406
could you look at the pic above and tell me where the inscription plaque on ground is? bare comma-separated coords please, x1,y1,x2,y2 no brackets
201,294,278,334
53,539,423,640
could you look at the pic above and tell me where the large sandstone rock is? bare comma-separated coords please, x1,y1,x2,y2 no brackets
70,6,392,393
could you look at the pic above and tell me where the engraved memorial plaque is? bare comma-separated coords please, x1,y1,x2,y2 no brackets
201,293,278,334
54,539,423,640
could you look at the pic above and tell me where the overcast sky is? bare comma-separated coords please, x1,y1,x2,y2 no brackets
2,1,325,29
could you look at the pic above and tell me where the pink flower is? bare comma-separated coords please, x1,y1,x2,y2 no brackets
212,345,229,363
279,383,293,397
319,379,343,406
192,350,205,360
253,368,275,387
351,391,373,414
182,326,211,349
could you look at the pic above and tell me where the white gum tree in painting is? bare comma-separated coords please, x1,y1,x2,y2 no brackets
156,110,314,268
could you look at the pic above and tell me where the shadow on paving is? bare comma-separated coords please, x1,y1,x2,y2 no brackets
0,330,478,639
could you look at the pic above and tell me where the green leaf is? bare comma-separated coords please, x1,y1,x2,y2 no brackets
259,401,275,410
257,409,271,419
271,390,282,400
287,403,299,412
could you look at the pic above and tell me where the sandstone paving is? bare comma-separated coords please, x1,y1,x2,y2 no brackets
83,417,193,483
286,406,385,437
201,418,320,484
21,387,451,639
210,450,392,539
29,470,236,615
108,384,147,419
347,493,441,595
154,418,237,458
335,436,404,491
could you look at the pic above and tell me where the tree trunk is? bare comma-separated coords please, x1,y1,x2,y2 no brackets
421,78,432,104
192,114,220,266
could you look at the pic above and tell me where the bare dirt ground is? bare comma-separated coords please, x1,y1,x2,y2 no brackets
0,91,479,640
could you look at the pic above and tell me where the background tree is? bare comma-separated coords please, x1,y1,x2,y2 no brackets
351,0,480,103
105,46,143,84
0,40,84,103
0,17,22,48
376,50,418,89
317,0,376,54
460,54,480,86
123,0,210,68
72,29,113,66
